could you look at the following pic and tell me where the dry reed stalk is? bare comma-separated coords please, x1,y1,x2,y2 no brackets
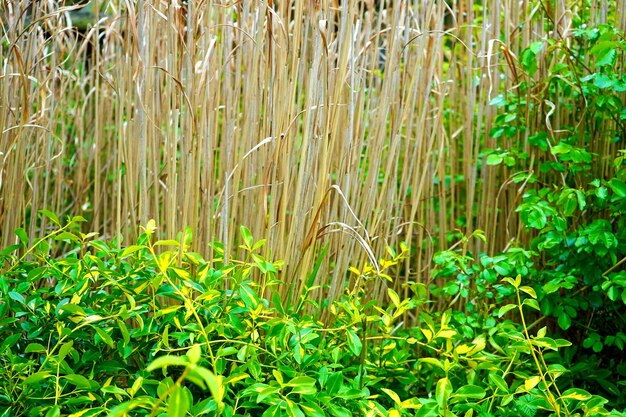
0,0,622,316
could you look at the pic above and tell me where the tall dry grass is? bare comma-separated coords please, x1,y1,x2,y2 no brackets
1,0,623,310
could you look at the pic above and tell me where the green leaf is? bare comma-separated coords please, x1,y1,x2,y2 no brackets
543,280,561,294
554,338,572,348
558,313,572,330
239,283,259,308
167,385,189,417
187,344,201,364
272,291,285,315
300,402,325,417
436,377,452,409
94,327,114,348
615,78,626,92
120,245,146,259
346,329,362,356
83,314,104,323
146,355,188,372
184,251,205,265
522,298,540,311
520,48,538,76
325,372,343,396
154,239,181,247
529,41,543,54
497,394,515,409
54,232,79,243
519,286,537,299
240,226,253,248
387,288,400,308
515,394,542,417
101,385,130,397
488,373,509,393
158,252,173,271
596,42,617,66
419,357,445,370
575,189,586,211
285,399,305,417
524,206,547,229
217,346,238,358
107,399,152,417
60,303,86,316
452,385,486,401
15,228,28,245
251,239,267,251
532,337,559,351
609,178,626,198
326,403,352,417
45,406,60,417
130,376,144,396
23,371,52,385
560,388,592,401
25,343,47,354
489,95,506,107
191,367,222,404
524,376,541,391
286,376,317,395
529,132,548,151
305,244,328,289
381,388,402,406
594,73,614,89
58,341,74,361
257,385,279,403
89,239,110,254
0,244,21,257
62,374,94,390
118,320,130,346
486,154,503,165
498,304,517,318
8,291,25,304
39,209,60,226
415,401,438,417
596,378,619,395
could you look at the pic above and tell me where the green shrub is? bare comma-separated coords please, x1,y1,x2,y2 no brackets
0,215,623,416
481,21,626,407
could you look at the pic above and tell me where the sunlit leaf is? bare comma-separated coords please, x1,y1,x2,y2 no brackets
346,329,362,356
436,377,452,409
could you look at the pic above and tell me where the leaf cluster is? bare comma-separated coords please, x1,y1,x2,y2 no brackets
0,217,624,416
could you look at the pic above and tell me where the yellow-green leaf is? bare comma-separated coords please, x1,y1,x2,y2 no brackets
524,376,541,391
346,329,362,356
39,209,60,226
381,388,402,406
387,288,400,308
436,377,452,409
146,355,188,372
519,286,537,299
420,327,433,342
154,239,180,247
560,388,592,401
167,385,189,417
419,357,444,370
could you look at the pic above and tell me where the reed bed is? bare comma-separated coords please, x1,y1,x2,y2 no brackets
1,0,622,311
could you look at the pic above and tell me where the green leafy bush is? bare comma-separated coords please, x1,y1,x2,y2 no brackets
479,19,626,409
1,215,624,416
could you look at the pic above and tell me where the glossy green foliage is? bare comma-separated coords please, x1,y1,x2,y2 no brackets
471,17,626,409
1,216,624,416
